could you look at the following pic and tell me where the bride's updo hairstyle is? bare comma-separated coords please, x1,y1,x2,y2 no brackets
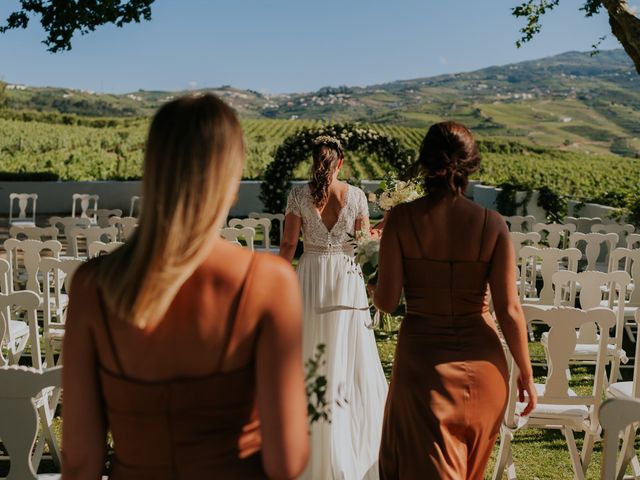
417,121,481,195
310,136,344,207
97,94,245,328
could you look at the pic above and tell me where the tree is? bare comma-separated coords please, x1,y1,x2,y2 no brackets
0,0,156,53
513,0,640,73
0,80,6,109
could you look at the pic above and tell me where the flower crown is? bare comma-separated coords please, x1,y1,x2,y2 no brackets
313,135,342,149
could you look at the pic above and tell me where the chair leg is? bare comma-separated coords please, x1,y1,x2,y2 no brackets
617,425,638,480
563,428,585,480
580,430,596,476
492,431,514,480
625,323,636,343
38,401,61,468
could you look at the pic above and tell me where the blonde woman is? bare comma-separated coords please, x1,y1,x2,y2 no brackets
280,137,388,480
62,94,309,480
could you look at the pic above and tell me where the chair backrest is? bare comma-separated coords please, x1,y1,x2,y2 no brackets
591,223,635,248
569,232,619,271
600,397,640,480
565,216,603,234
248,212,285,245
87,241,124,258
0,258,10,294
8,193,37,225
0,365,62,480
71,193,99,219
39,257,85,332
108,216,138,241
220,227,255,250
68,226,118,258
130,195,142,217
0,291,42,367
504,215,536,233
518,246,581,305
627,233,640,250
9,226,58,241
516,305,614,424
49,216,92,257
87,208,123,228
3,239,62,293
609,248,640,306
228,218,271,249
552,270,630,349
510,232,540,261
532,222,576,249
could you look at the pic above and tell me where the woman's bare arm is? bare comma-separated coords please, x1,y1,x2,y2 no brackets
256,257,309,479
279,213,301,263
488,217,537,415
373,208,403,313
62,265,108,479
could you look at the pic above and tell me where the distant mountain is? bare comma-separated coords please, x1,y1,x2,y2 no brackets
3,49,640,156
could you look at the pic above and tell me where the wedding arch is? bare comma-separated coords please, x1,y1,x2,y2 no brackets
259,123,415,213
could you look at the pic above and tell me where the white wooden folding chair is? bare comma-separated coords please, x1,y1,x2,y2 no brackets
87,241,124,258
108,216,138,241
550,270,631,384
3,239,62,293
504,215,536,233
39,257,85,367
0,262,31,367
249,212,285,247
87,208,123,228
592,223,635,248
49,216,92,257
603,309,640,479
9,226,58,242
0,291,42,369
627,234,640,250
71,193,99,221
130,195,142,217
8,193,37,228
492,305,615,480
68,226,118,259
570,232,619,272
220,227,255,250
608,248,640,342
228,218,271,250
600,397,640,480
533,222,576,249
0,365,63,479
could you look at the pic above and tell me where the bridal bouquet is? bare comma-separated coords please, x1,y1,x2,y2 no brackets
376,175,423,211
353,230,380,281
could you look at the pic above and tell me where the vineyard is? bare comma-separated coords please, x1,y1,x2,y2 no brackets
0,115,639,215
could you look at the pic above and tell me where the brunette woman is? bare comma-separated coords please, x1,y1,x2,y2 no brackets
62,94,309,479
373,121,536,479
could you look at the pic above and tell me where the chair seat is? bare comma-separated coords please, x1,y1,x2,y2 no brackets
9,220,36,227
9,320,29,339
607,381,633,399
517,384,589,419
599,300,638,319
541,332,625,359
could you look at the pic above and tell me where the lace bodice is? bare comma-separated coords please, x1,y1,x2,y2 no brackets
286,183,369,254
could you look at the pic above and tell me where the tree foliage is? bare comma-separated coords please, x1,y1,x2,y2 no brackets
0,0,156,52
0,80,6,109
512,0,640,73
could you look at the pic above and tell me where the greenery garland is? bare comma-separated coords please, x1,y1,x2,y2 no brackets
495,181,533,216
259,123,415,213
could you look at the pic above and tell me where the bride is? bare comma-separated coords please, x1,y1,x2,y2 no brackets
280,136,388,479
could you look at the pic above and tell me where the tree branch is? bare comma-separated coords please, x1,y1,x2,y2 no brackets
601,0,640,73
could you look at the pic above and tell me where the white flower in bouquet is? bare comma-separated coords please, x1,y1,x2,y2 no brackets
377,179,423,211
353,230,380,277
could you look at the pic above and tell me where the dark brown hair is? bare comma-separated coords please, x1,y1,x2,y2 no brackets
417,121,480,195
309,140,344,207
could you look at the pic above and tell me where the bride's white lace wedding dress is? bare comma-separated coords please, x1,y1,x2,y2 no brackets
286,183,388,480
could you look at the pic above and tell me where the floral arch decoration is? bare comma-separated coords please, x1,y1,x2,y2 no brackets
259,123,416,213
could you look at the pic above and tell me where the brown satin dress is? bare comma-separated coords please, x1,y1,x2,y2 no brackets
96,256,266,480
379,206,509,480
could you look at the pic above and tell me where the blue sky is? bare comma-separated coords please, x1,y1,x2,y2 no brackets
0,0,624,94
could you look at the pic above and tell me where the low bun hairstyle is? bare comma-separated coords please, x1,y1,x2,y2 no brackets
417,121,481,195
310,137,344,207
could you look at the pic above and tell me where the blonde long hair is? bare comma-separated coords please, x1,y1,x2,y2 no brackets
97,94,245,328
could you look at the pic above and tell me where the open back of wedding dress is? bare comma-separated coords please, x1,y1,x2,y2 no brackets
286,183,388,480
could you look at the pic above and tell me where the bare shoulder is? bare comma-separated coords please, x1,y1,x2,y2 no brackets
70,257,101,295
485,208,509,234
253,251,298,288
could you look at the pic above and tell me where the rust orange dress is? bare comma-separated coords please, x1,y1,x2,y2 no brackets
379,206,509,480
95,256,266,480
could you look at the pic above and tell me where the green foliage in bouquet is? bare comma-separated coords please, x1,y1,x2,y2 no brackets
305,344,331,426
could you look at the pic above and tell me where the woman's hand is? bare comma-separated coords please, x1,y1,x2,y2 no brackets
366,280,376,296
517,372,537,417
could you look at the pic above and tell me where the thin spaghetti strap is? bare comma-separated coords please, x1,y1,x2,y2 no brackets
97,288,126,375
477,208,489,262
215,254,259,372
406,205,428,258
